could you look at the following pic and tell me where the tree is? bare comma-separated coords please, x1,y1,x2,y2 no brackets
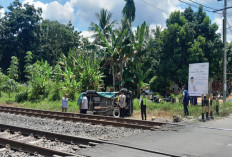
158,7,223,87
122,0,136,26
0,70,9,97
24,51,33,81
0,0,42,81
29,60,52,100
8,56,19,80
89,9,116,43
38,20,81,65
59,49,105,92
95,24,129,91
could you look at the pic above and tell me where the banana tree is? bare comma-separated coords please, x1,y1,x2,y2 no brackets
95,24,129,91
59,49,104,92
29,60,52,99
0,71,10,97
124,22,154,94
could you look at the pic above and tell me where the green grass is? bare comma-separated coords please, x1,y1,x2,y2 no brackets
218,102,232,117
0,92,80,113
133,98,232,119
1,91,232,119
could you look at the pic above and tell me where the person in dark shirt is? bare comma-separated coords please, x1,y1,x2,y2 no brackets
182,86,190,115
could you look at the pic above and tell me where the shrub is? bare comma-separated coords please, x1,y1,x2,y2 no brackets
15,92,28,103
149,76,171,95
133,99,140,110
49,83,61,101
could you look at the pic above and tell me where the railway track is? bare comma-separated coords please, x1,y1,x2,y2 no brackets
0,105,166,130
0,123,184,157
0,123,103,156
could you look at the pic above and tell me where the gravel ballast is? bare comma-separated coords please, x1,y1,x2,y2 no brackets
0,112,146,140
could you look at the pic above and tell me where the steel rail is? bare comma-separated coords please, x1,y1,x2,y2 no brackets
0,123,104,145
0,137,75,157
0,123,185,157
0,106,164,130
1,105,165,125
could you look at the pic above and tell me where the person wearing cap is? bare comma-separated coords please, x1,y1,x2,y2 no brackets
62,94,68,112
81,93,88,114
139,90,147,120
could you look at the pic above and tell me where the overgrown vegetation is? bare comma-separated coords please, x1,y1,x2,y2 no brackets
0,0,232,118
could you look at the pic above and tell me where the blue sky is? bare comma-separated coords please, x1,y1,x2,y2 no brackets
0,0,228,39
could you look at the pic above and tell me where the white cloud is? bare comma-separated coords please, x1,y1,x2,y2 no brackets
213,13,232,42
0,8,4,18
149,23,163,30
68,0,182,30
23,0,75,24
21,0,183,31
70,0,118,11
80,30,95,42
44,1,74,24
213,14,223,34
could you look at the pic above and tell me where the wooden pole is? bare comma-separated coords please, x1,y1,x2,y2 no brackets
210,93,214,119
206,94,209,120
201,94,205,122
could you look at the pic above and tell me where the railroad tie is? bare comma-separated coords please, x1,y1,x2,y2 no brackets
150,126,161,131
88,142,99,146
8,133,21,139
79,144,91,148
0,147,9,153
18,135,34,141
29,138,44,144
0,132,9,136
72,146,81,150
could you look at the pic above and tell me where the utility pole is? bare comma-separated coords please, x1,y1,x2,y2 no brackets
223,0,227,103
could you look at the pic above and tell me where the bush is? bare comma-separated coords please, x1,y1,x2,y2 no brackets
15,92,28,102
49,84,61,101
149,76,171,95
68,91,75,101
133,99,140,110
219,102,232,117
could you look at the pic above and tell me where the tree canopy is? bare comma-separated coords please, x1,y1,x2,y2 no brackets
0,1,225,100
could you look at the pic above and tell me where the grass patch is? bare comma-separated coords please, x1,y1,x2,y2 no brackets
0,92,80,113
218,102,232,117
132,99,226,119
1,91,232,120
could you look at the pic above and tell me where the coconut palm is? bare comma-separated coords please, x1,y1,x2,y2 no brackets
122,0,136,26
89,9,116,43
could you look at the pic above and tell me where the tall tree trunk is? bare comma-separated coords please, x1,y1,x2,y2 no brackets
119,62,123,88
112,64,115,91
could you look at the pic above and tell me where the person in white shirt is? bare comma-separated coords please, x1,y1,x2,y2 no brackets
118,91,126,118
62,94,68,112
81,93,88,114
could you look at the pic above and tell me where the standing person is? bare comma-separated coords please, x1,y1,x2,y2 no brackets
62,94,68,112
139,90,147,120
182,86,190,115
81,93,88,114
118,91,126,118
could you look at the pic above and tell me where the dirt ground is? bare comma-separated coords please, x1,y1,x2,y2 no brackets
130,110,173,121
0,102,18,107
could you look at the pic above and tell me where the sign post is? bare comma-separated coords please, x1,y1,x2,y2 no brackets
188,63,209,121
188,63,209,96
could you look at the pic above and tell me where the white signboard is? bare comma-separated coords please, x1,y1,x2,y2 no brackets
188,63,209,96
